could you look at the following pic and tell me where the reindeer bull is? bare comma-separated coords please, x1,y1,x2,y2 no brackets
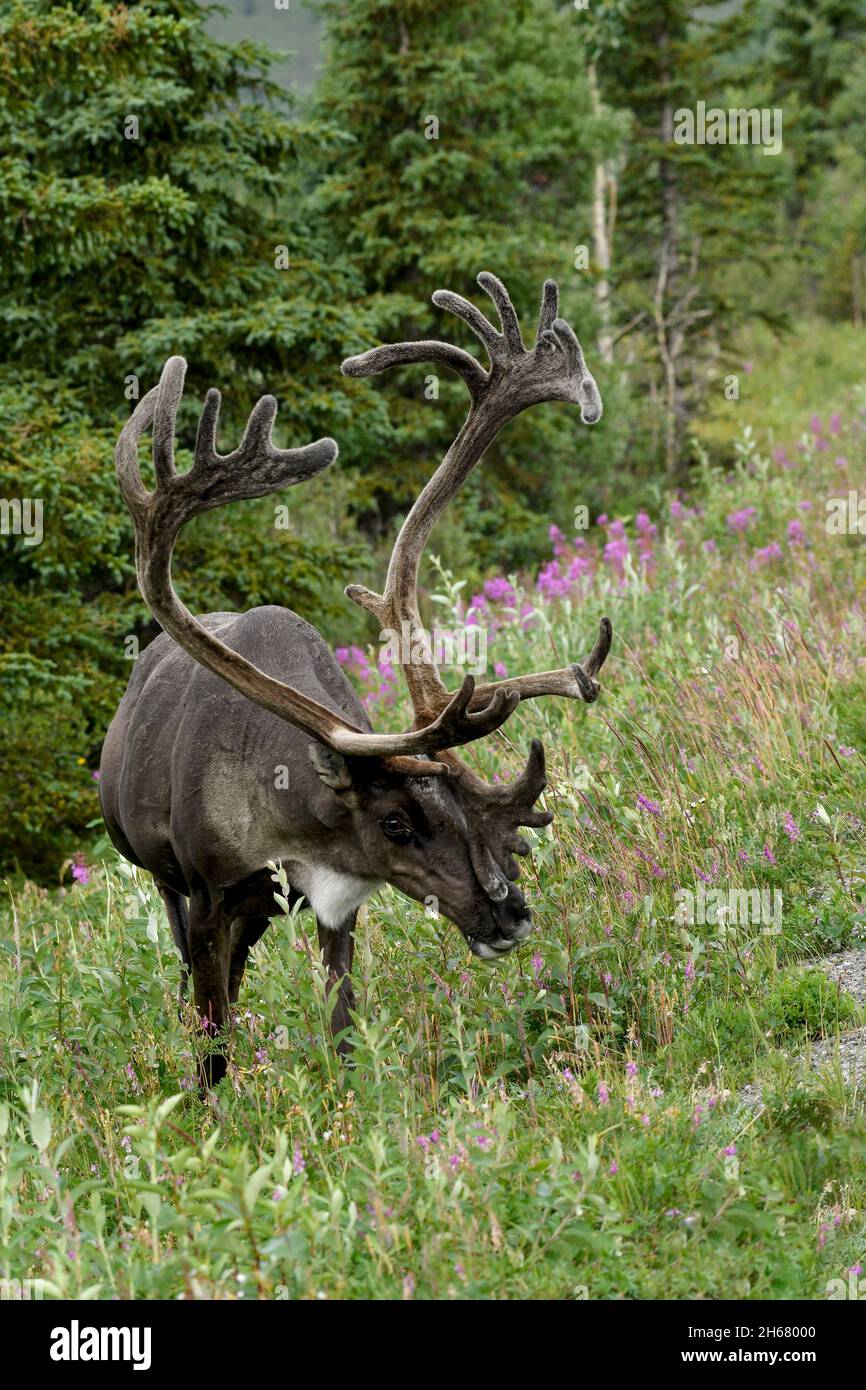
99,274,611,1084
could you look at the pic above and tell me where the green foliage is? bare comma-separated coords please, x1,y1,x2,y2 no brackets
0,0,369,874
308,0,630,566
763,969,861,1039
586,0,788,469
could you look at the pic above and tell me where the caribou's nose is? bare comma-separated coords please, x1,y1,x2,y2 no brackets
469,910,533,959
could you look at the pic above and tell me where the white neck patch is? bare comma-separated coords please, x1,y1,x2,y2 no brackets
293,864,380,929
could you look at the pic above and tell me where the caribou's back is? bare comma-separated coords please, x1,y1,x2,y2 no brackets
100,606,370,893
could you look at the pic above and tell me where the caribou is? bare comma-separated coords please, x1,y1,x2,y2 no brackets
99,273,612,1085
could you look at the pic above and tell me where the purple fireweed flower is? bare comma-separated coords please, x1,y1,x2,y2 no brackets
609,1160,619,1175
782,812,800,841
838,745,855,758
568,552,592,580
703,538,717,553
835,455,848,469
536,559,570,599
292,1145,305,1176
726,506,757,534
71,862,90,885
810,415,822,436
548,524,568,558
493,661,508,678
787,519,806,545
626,1060,638,1078
484,576,516,605
466,592,488,620
751,542,783,567
829,411,841,435
763,844,777,865
604,535,629,576
723,1144,737,1157
637,793,662,816
597,1082,610,1106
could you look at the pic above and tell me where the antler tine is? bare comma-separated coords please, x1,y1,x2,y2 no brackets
342,339,487,398
430,287,503,361
116,384,159,516
190,380,337,503
582,615,613,680
152,355,185,486
437,617,614,714
537,278,559,336
476,271,524,354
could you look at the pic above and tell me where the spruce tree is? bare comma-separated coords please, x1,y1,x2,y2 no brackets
308,0,625,572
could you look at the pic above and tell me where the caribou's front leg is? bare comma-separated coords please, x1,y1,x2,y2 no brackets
188,892,232,1088
316,912,357,1055
228,915,270,1004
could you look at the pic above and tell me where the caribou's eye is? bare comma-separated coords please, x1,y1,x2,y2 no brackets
381,814,413,844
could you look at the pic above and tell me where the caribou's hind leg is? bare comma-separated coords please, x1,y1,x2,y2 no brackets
188,890,232,1088
228,915,270,1005
158,885,191,1005
316,911,357,1055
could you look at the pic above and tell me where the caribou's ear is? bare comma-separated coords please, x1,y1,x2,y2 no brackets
308,743,354,792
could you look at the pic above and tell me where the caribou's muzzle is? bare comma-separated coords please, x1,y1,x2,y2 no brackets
468,915,533,959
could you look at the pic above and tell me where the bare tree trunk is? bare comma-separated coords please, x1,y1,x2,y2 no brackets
656,31,682,473
588,64,614,366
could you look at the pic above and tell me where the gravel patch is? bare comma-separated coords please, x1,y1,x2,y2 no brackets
740,949,866,1106
813,948,866,1008
807,1026,866,1088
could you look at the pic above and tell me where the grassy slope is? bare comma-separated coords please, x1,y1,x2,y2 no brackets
1,330,866,1300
